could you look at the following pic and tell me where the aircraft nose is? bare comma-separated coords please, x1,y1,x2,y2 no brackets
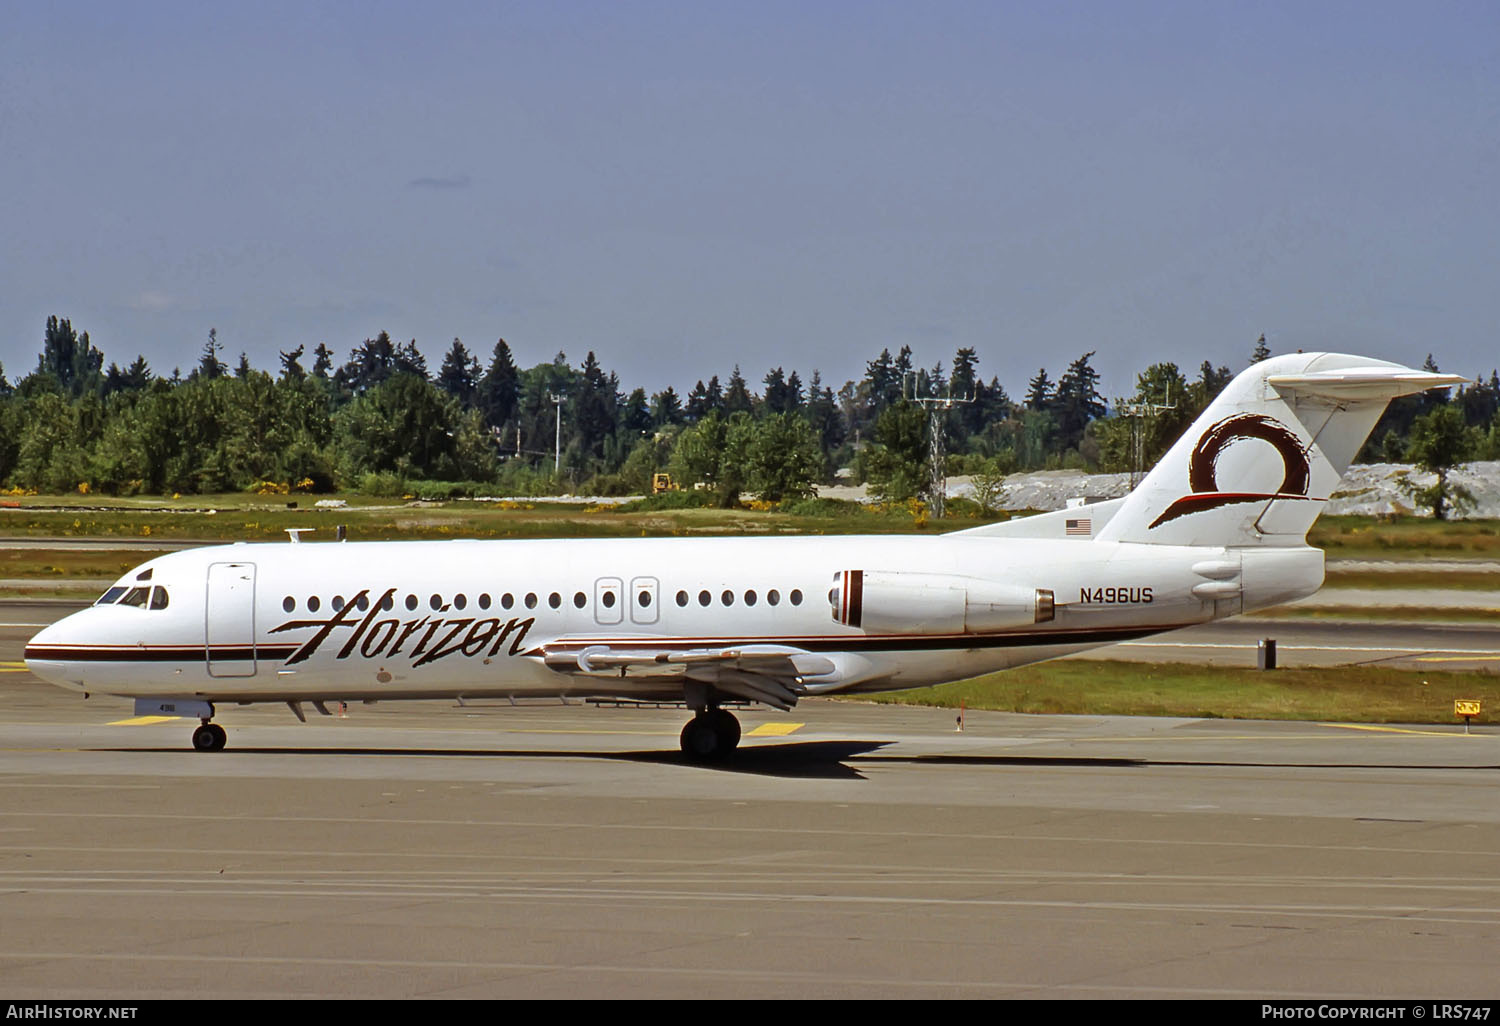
24,612,86,689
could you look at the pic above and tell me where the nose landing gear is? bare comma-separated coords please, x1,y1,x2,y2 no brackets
191,721,227,752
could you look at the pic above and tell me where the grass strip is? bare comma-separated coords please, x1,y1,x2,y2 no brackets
856,659,1499,725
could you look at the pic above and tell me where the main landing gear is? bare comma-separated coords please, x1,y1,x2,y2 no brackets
192,720,227,752
679,707,741,762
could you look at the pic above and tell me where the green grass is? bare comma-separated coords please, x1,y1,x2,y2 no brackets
0,549,163,579
4,495,1500,555
1251,605,1500,623
858,660,1500,724
1324,569,1500,590
1309,515,1500,560
0,492,987,543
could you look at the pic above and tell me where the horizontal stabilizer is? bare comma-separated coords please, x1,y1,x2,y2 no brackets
1266,367,1467,401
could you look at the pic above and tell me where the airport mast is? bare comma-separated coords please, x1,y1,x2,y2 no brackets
904,373,973,519
1117,385,1176,488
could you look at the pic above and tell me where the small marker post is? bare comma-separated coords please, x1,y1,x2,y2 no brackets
956,700,965,733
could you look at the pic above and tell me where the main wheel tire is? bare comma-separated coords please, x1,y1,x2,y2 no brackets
192,724,219,752
680,717,720,761
208,723,227,751
711,709,741,753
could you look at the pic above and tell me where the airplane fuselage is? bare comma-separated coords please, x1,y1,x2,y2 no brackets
24,533,1323,704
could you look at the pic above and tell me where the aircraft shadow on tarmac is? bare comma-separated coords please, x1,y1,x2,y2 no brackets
95,742,1499,777
103,740,895,780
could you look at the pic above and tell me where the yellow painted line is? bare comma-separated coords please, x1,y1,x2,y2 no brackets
1319,722,1474,737
0,667,31,673
108,716,182,726
747,722,804,737
0,661,27,667
1412,655,1500,662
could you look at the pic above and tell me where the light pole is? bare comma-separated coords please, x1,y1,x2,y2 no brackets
550,393,563,475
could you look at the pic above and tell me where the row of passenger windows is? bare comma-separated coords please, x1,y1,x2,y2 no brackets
677,588,804,608
281,587,806,615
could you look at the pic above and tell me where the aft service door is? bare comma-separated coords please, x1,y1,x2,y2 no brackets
206,562,257,677
630,576,659,625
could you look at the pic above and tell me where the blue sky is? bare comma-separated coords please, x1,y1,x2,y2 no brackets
2,1,1495,398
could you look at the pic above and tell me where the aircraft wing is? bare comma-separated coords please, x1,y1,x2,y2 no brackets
539,641,833,709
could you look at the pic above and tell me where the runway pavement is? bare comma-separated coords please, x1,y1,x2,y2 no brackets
0,604,1497,999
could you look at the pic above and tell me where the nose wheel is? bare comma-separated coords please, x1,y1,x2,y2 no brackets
192,722,227,752
680,708,741,762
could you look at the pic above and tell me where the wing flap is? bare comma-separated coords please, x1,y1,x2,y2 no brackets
539,641,829,710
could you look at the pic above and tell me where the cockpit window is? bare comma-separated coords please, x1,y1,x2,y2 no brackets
95,586,128,606
118,587,151,608
149,587,170,610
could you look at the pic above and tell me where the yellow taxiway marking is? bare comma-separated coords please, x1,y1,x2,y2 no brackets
1319,722,1475,737
747,722,804,737
1412,655,1500,662
0,661,29,672
108,716,182,726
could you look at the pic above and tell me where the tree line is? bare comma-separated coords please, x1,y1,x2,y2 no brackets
2,316,1496,510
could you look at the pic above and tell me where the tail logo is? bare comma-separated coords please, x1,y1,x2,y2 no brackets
1149,413,1315,528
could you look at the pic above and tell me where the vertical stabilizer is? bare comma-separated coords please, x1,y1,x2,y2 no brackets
1095,353,1465,547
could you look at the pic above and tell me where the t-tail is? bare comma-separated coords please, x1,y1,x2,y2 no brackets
1096,353,1466,548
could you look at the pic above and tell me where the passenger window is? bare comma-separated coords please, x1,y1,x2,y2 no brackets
602,591,616,608
768,589,780,606
791,589,803,606
721,590,734,606
454,594,467,610
150,587,170,610
698,590,710,607
502,593,515,609
405,594,418,611
381,595,394,611
430,594,442,610
573,592,586,609
479,594,491,610
548,592,561,609
118,587,150,608
356,595,370,611
334,595,345,611
744,590,757,606
638,591,652,608
524,593,537,609
676,590,688,606
308,596,321,612
96,586,127,606
282,596,295,613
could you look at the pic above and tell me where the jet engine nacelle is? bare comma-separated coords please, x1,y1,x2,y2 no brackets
831,570,1054,635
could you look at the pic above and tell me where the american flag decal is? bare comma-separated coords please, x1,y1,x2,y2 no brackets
1065,518,1091,537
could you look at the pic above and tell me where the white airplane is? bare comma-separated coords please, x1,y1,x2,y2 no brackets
25,352,1463,759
